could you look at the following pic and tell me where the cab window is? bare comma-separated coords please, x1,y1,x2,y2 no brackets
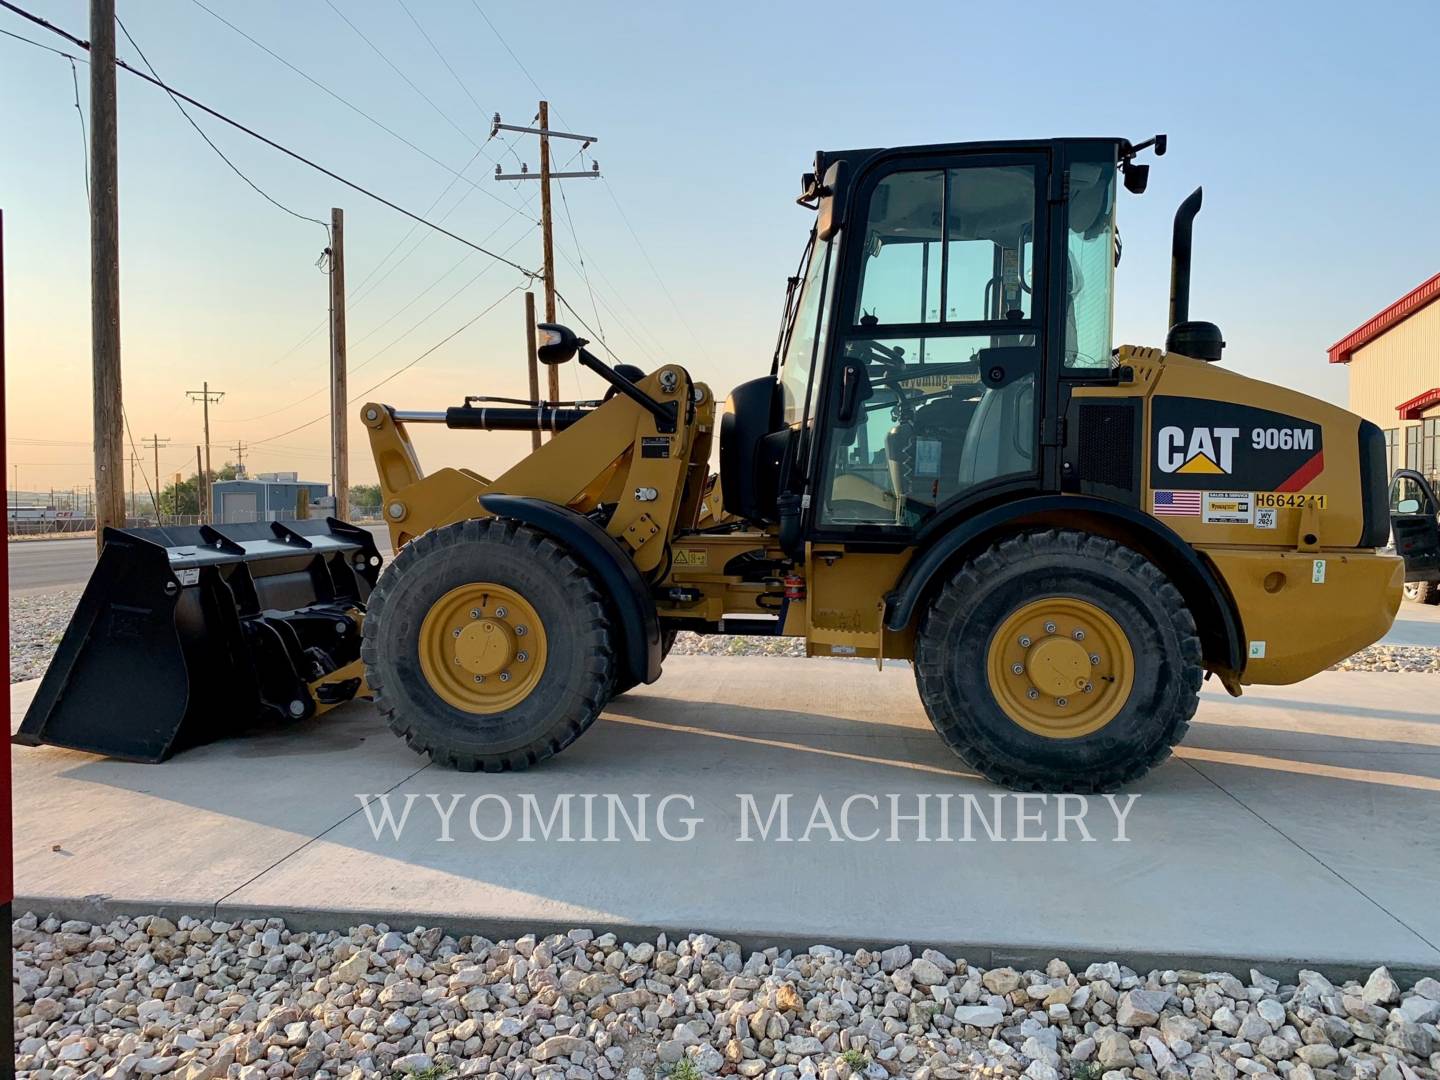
1063,151,1117,369
779,236,837,425
821,162,1041,528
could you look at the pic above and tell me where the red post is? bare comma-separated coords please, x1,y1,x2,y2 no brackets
1,208,14,1068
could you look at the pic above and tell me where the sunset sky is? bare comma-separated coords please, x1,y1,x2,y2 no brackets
3,0,1437,500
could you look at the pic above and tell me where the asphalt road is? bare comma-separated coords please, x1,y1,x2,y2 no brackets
6,525,393,593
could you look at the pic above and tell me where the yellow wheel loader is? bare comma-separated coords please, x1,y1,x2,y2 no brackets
356,134,1403,790
17,134,1405,791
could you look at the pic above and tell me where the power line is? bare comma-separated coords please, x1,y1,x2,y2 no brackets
0,23,77,57
557,179,607,350
114,14,328,233
66,55,89,204
183,0,524,219
251,285,523,446
466,2,545,98
600,176,710,360
228,218,538,425
393,0,487,120
321,0,480,151
0,0,542,280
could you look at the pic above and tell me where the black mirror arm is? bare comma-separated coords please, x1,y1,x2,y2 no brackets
577,348,678,433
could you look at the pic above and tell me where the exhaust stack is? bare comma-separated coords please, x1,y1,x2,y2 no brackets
1165,187,1225,362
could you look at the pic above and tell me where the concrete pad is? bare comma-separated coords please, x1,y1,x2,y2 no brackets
1384,602,1440,646
11,660,1440,980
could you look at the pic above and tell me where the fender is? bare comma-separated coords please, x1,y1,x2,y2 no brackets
478,494,662,687
883,494,1245,674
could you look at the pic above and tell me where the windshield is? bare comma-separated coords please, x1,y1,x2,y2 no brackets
778,234,836,424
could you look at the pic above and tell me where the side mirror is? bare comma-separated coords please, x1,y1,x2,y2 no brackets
537,323,584,365
817,159,849,241
1397,498,1421,515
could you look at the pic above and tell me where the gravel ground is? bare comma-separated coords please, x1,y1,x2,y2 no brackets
12,913,1440,1080
10,586,83,683
6,595,1437,683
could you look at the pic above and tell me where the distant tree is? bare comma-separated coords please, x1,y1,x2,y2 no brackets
350,483,382,510
159,462,241,518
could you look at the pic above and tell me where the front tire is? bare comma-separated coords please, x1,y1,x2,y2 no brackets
361,517,613,771
915,529,1203,791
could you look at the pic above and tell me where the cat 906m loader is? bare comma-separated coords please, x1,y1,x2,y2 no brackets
355,134,1402,790
19,134,1404,791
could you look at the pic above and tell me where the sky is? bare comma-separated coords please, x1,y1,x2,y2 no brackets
2,0,1438,500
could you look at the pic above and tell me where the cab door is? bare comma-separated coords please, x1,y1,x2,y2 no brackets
1390,469,1440,584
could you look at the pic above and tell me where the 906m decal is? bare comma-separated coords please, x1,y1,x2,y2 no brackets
1150,397,1324,491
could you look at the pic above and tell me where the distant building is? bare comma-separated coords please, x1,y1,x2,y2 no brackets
1329,272,1440,483
212,473,330,523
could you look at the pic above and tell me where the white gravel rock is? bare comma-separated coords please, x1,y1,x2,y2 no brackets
13,911,1440,1080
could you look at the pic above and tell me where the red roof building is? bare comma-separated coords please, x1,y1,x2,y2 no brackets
1328,272,1440,482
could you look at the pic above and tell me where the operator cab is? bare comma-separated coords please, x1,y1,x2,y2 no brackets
721,136,1162,544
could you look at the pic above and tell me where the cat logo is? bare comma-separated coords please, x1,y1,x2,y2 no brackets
1156,426,1238,475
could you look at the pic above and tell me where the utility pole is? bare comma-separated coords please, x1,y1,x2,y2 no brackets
90,0,125,552
143,434,169,523
492,104,600,406
524,291,541,450
194,446,203,520
185,382,224,519
229,440,247,479
327,208,349,518
128,451,138,520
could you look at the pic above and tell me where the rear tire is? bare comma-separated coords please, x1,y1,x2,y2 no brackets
361,517,613,771
1403,581,1439,605
915,529,1203,791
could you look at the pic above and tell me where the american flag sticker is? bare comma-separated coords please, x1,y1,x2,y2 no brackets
1153,490,1202,516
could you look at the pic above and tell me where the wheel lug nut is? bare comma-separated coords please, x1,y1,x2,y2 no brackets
495,606,508,618
515,625,527,636
1082,683,1094,694
1056,697,1068,707
499,671,511,682
1011,663,1024,675
1073,629,1085,641
452,629,461,638
1018,635,1031,648
1044,622,1057,634
517,651,528,663
1026,688,1039,700
1090,654,1100,665
474,674,484,683
470,608,481,619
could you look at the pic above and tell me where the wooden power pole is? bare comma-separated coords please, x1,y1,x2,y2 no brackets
492,104,600,407
194,446,203,519
537,101,559,407
90,0,126,551
143,433,169,523
185,382,223,519
328,207,349,518
524,291,541,450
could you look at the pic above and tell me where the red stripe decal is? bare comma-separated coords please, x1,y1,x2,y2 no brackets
1274,450,1324,492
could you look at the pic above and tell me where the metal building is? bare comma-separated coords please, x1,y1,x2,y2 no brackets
1329,272,1440,484
212,473,330,523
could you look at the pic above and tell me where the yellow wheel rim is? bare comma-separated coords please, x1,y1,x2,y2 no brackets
986,597,1135,739
418,582,548,714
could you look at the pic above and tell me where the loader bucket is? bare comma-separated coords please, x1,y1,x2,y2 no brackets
13,518,382,762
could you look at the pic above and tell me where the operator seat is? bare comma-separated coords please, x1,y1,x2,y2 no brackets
955,377,1035,489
